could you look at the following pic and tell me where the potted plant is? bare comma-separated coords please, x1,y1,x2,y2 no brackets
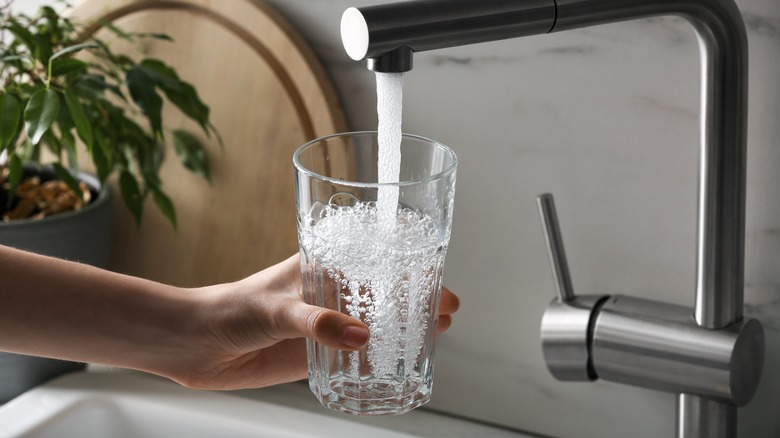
0,2,220,401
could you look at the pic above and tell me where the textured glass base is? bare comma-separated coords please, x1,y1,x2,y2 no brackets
311,376,431,416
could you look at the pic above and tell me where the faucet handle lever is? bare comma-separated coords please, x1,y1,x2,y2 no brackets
538,193,603,382
537,193,575,302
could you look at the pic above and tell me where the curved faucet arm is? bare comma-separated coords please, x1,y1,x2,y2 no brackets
555,0,748,332
343,0,748,330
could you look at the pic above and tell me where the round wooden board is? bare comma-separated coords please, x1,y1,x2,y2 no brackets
69,0,347,286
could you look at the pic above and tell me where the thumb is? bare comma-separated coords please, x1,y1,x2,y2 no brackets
279,303,369,350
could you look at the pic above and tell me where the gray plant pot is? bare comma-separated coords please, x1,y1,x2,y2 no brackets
0,169,112,403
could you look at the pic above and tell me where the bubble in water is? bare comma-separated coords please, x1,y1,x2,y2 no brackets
328,192,361,207
301,202,446,379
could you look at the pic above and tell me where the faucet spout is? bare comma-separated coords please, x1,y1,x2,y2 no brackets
341,0,556,72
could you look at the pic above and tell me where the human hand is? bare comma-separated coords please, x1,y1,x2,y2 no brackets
160,254,460,390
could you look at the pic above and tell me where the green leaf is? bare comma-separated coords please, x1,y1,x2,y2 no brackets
52,162,84,200
172,130,211,183
24,89,60,145
151,186,177,229
1,54,27,63
126,66,163,135
17,140,41,163
138,60,181,91
208,122,225,150
119,170,143,227
98,20,134,41
0,94,22,152
49,45,98,87
166,82,210,130
72,74,110,101
41,130,61,157
96,127,114,165
63,90,93,150
97,21,173,43
140,59,211,135
32,34,53,65
145,33,174,42
60,130,78,171
41,6,60,37
51,58,88,77
7,23,36,56
113,54,135,68
18,84,41,96
142,144,163,186
56,102,74,132
6,154,23,208
91,136,110,181
49,43,99,64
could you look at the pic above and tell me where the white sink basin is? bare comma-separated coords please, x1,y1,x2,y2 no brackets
0,371,415,438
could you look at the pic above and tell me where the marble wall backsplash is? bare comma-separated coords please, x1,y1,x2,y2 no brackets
17,0,777,436
263,1,780,437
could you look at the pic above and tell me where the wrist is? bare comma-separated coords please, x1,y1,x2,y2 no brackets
127,284,214,384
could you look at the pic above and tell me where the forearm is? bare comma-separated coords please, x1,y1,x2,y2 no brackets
0,245,201,376
0,247,401,391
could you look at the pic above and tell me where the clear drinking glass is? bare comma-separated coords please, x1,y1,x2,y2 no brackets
293,131,457,416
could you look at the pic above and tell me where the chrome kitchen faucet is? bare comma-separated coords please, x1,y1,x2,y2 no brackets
340,0,764,436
